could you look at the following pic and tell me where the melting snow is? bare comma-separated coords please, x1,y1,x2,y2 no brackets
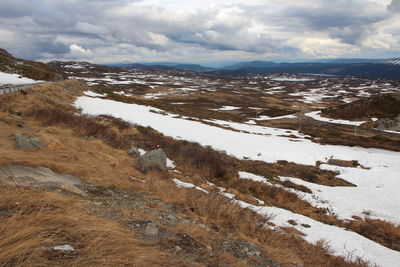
236,200,400,267
84,91,106,97
75,96,400,265
306,111,365,126
53,244,75,251
172,178,208,193
166,158,176,168
0,71,40,85
215,106,242,111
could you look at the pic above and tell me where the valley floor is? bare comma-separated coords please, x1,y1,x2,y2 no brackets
76,94,400,267
0,74,399,266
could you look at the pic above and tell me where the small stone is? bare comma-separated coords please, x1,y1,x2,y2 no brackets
53,244,74,251
144,222,159,236
11,114,23,120
198,224,207,230
175,246,182,252
246,251,261,257
166,214,177,222
13,133,43,150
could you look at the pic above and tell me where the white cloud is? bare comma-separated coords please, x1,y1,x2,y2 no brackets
69,44,92,58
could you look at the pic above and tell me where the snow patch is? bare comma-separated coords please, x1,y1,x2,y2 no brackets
0,72,40,85
172,178,208,193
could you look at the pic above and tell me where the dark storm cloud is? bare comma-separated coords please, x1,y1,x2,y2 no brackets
276,0,388,45
0,0,39,18
388,0,400,12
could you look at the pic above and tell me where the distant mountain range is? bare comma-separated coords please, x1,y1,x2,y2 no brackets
120,63,215,72
113,58,400,80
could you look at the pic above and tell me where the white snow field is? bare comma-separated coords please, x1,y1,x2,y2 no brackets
170,176,400,267
0,71,39,85
236,200,400,267
75,96,400,266
305,111,366,126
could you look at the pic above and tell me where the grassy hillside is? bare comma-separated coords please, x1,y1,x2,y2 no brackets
0,48,65,81
321,93,400,120
0,81,384,266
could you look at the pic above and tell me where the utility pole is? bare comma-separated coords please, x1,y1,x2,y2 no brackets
299,109,302,131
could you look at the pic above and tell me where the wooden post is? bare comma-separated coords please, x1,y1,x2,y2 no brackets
299,110,302,131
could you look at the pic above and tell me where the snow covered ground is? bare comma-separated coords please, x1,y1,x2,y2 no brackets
75,96,400,266
306,111,366,126
214,106,242,111
170,177,400,267
237,200,400,267
0,71,40,85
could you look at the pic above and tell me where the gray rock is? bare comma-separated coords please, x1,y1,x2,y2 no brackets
144,222,159,236
376,115,400,131
0,165,87,196
166,214,177,222
11,114,23,120
136,148,167,173
127,146,141,157
14,133,43,150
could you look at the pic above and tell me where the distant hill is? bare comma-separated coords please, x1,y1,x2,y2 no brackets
212,62,400,80
321,93,400,120
171,64,215,72
116,59,400,80
378,59,400,65
120,63,214,72
48,61,126,76
58,56,400,80
313,58,382,64
120,63,176,71
0,48,65,81
222,61,278,70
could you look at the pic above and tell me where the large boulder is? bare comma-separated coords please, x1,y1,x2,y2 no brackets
14,133,43,150
0,165,87,196
136,148,167,173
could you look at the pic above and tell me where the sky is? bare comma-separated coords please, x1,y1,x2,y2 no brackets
0,0,399,64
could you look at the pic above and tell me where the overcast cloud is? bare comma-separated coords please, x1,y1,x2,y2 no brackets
0,0,399,64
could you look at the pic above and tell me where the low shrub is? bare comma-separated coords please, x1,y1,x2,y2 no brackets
29,108,132,149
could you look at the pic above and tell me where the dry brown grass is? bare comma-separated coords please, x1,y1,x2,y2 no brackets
0,112,143,190
301,124,400,152
135,125,235,180
345,218,400,251
0,83,390,266
0,186,180,266
143,176,369,267
30,107,133,149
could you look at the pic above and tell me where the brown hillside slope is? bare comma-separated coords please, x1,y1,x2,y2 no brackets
0,48,65,81
321,93,400,120
0,82,374,266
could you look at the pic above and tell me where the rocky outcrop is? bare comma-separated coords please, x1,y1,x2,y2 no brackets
0,165,86,196
376,115,400,132
136,148,167,173
13,133,43,150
